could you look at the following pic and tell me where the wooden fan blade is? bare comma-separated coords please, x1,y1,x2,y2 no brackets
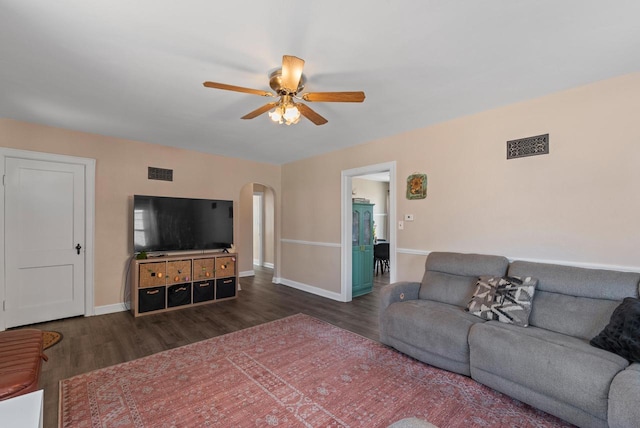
241,102,279,119
203,81,274,97
281,55,305,92
302,91,366,102
297,103,328,126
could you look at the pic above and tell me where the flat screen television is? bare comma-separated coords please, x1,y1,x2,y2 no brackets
133,195,234,253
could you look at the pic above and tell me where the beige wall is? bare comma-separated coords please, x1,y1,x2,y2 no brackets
3,72,639,308
281,73,640,292
0,119,280,308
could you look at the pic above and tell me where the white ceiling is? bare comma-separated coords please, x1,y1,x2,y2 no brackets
1,1,639,165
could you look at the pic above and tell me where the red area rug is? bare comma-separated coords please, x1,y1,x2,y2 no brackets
59,314,571,427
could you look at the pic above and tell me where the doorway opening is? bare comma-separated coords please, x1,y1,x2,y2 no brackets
341,161,397,302
353,173,392,288
240,183,276,286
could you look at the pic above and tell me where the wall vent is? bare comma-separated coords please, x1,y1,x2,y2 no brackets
148,167,173,181
507,134,549,159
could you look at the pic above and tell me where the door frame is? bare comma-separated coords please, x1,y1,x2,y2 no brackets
0,148,95,331
340,161,396,302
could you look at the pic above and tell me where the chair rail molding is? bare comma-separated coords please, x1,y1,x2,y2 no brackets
280,239,341,248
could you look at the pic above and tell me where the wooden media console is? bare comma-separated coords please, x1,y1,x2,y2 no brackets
130,252,238,317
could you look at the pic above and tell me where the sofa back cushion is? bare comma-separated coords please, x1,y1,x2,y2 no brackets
508,261,640,340
419,252,509,307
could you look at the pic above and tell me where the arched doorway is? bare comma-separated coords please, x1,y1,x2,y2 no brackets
239,182,276,282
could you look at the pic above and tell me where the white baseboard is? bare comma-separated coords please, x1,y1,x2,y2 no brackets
278,278,343,301
94,302,129,316
263,262,274,269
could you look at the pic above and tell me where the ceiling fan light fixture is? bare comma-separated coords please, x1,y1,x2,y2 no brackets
282,104,300,125
269,96,301,125
268,106,283,123
204,54,364,126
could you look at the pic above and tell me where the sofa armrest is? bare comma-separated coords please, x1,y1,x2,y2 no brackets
608,363,640,428
379,281,421,314
379,281,421,343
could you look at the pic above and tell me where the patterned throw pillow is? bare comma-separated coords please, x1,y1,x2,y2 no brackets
466,276,538,327
590,297,640,363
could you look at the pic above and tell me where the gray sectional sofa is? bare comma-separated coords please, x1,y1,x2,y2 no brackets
379,252,640,428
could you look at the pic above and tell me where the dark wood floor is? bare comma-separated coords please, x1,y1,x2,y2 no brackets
30,267,390,428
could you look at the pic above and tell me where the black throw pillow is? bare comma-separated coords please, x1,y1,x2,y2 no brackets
590,297,640,363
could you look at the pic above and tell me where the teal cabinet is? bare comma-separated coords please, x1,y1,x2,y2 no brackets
352,203,374,297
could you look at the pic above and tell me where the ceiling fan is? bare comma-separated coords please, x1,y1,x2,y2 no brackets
203,55,365,126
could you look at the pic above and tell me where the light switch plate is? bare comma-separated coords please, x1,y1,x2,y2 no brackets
398,221,404,230
405,214,414,221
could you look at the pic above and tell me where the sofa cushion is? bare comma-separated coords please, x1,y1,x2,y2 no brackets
466,276,537,327
469,321,629,422
508,261,640,340
591,297,640,363
419,252,509,307
381,299,485,376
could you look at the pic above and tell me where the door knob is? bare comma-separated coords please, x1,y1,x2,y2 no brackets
76,243,82,255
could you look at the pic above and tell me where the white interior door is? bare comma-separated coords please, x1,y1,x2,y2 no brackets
4,157,86,327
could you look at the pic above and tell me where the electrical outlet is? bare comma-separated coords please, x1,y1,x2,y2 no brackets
405,214,414,221
398,220,404,230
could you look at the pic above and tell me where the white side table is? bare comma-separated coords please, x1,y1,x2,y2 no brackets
0,389,44,428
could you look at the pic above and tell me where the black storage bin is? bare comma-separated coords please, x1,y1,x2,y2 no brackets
193,280,214,303
216,277,236,299
167,283,192,307
138,286,166,313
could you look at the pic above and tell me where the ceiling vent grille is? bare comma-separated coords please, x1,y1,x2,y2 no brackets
507,134,549,159
148,167,173,181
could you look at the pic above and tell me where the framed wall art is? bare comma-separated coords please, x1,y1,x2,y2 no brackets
406,173,427,200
